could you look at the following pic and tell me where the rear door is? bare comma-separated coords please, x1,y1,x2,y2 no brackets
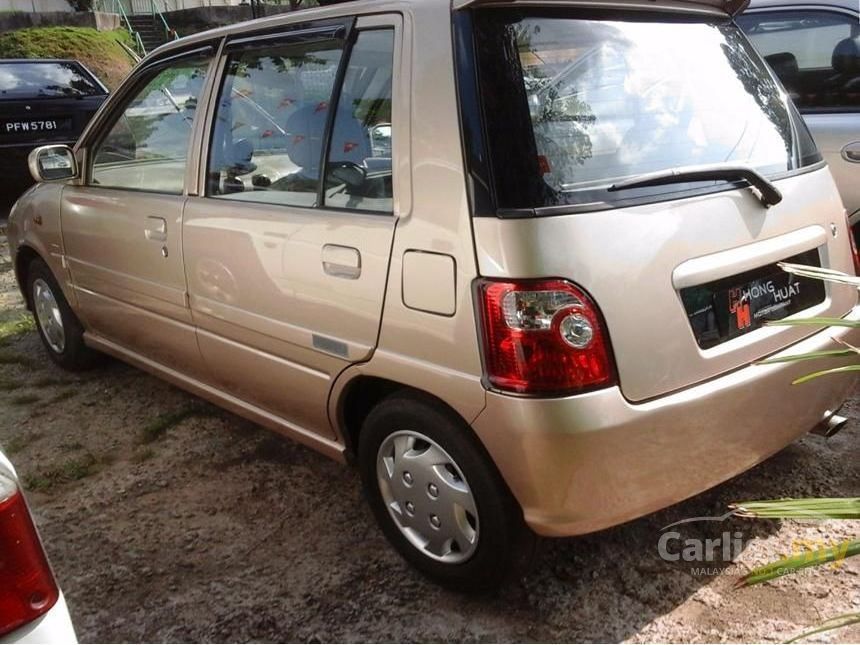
62,49,214,377
182,16,401,436
737,6,860,224
464,8,858,402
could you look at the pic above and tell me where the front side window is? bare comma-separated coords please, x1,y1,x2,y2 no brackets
469,10,821,211
91,56,210,194
736,10,860,112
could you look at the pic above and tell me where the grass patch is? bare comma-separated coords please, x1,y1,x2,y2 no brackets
50,389,76,404
0,377,22,392
11,393,39,406
140,404,210,444
3,431,43,455
0,314,35,347
0,27,134,90
130,447,155,463
23,452,104,492
32,376,72,388
0,351,34,367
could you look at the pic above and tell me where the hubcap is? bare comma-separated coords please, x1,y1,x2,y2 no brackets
376,431,479,563
32,278,65,354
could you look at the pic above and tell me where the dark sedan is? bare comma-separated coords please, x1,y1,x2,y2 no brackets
0,59,108,204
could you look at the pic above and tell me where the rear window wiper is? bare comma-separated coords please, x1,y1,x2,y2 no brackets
608,163,783,207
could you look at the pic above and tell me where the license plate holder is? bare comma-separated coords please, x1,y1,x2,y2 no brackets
681,249,826,349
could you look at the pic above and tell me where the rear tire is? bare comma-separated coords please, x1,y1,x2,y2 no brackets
27,257,99,371
358,391,537,591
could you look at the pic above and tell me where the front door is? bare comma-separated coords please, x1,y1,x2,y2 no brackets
182,17,402,438
62,51,214,376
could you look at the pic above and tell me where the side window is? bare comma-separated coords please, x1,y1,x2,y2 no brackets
324,29,395,213
207,38,345,207
737,10,860,111
91,56,210,194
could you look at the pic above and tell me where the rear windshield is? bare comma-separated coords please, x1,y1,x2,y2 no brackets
467,10,821,212
0,61,104,99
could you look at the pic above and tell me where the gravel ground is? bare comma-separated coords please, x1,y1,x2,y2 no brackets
1,234,858,643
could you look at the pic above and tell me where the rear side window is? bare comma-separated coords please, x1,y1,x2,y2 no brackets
465,10,821,212
207,28,394,213
736,10,860,112
0,62,104,99
208,38,345,207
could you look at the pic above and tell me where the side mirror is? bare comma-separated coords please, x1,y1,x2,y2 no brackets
28,145,78,182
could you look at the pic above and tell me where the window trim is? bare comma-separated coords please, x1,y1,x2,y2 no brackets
738,5,860,116
81,45,217,196
198,15,402,217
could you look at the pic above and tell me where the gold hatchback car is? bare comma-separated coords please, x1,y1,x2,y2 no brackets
7,0,860,589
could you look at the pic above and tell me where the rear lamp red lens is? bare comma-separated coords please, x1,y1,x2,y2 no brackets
0,473,59,637
477,278,616,395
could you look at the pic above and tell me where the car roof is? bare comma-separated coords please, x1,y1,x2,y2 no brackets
452,0,747,11
0,58,84,64
745,0,858,11
146,0,749,63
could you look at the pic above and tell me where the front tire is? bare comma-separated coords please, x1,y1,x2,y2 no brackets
358,392,537,591
27,257,99,371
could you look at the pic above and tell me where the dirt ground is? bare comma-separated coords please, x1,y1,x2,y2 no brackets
0,233,858,643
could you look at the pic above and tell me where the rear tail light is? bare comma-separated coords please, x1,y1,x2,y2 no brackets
0,471,59,637
477,278,616,395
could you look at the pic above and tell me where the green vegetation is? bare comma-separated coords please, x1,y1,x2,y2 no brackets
0,351,34,367
0,313,35,347
3,431,43,455
23,452,104,492
0,27,134,90
140,403,213,443
0,376,21,392
10,392,39,405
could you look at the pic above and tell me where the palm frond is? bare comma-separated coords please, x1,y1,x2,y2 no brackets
792,364,860,384
766,317,860,329
757,348,857,365
735,539,860,588
786,612,860,643
730,498,860,519
778,262,860,288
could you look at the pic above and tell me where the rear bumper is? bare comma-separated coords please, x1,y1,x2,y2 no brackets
471,307,860,537
0,594,77,645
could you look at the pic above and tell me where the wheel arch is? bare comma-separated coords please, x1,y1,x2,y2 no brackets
14,245,42,310
333,374,484,462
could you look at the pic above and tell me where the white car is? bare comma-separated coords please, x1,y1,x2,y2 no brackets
738,0,860,236
0,451,76,644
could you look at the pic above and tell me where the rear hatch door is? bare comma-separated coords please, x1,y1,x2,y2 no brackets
465,7,858,401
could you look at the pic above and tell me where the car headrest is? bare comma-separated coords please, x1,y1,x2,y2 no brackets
764,52,799,78
832,36,860,74
284,96,370,174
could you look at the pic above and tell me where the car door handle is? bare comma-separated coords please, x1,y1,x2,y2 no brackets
842,142,860,163
145,216,168,242
322,244,361,279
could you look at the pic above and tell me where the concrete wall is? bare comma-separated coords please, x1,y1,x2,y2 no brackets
0,10,120,32
164,4,294,35
0,0,72,11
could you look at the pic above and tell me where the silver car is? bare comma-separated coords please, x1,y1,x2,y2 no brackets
738,0,860,235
